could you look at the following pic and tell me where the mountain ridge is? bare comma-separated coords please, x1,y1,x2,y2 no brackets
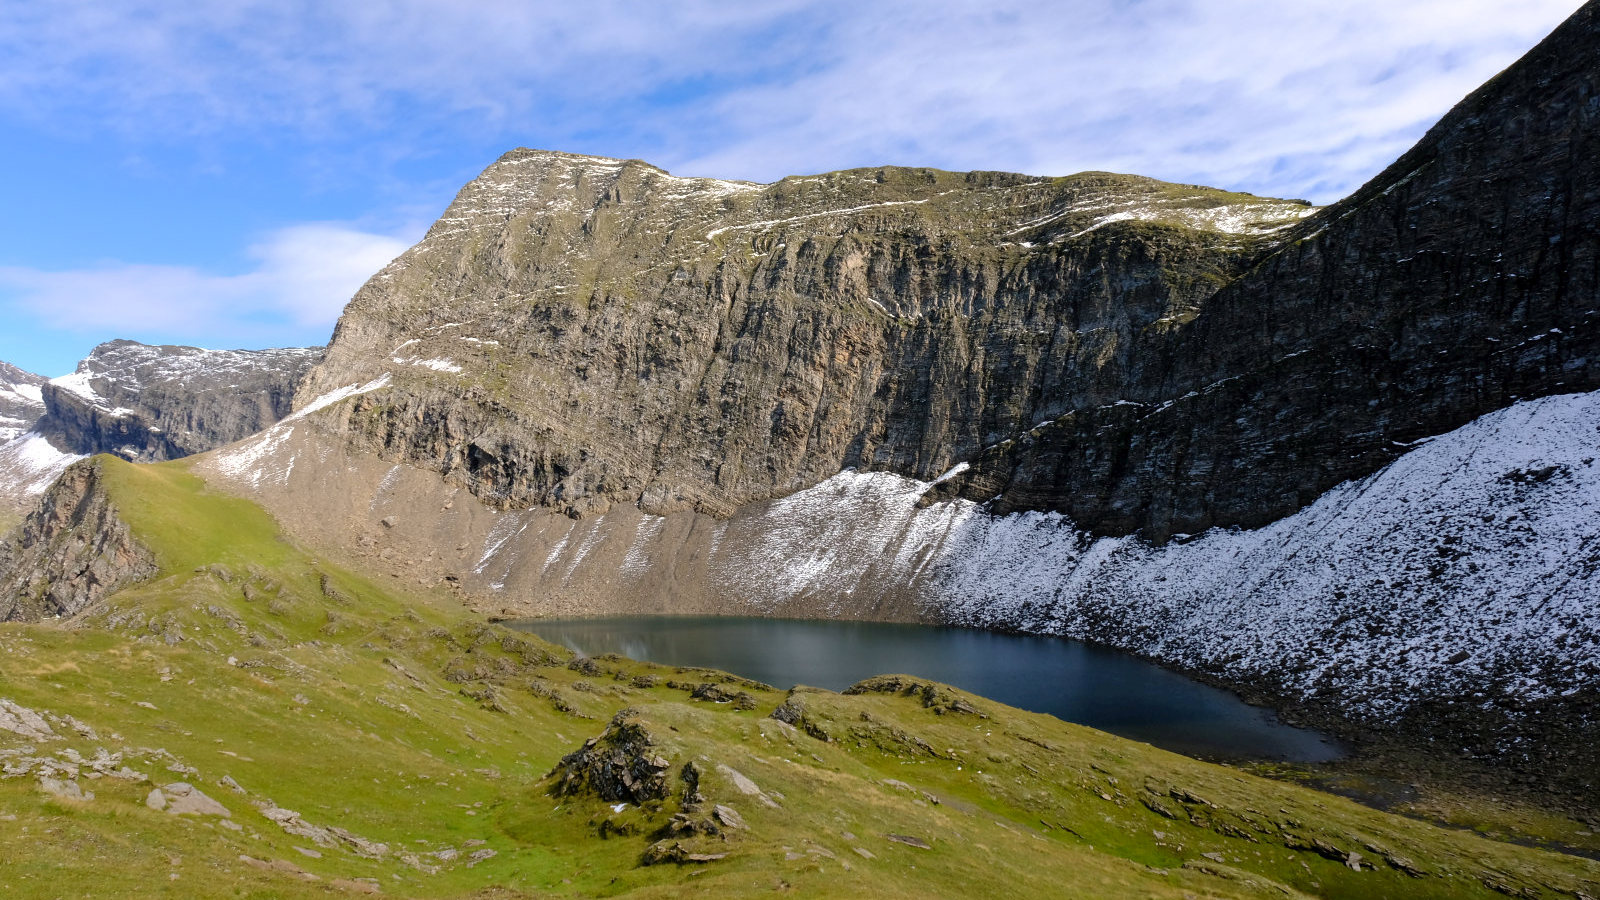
300,148,1317,525
0,340,324,517
184,0,1600,801
294,0,1600,541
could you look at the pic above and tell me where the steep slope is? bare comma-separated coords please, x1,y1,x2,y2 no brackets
38,339,323,463
1,454,1596,898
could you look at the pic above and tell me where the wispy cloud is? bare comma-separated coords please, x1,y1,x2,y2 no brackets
0,1,1581,203
0,224,413,347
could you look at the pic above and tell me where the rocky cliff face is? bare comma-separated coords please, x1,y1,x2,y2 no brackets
36,340,323,463
935,0,1600,538
303,2,1599,543
303,156,1312,519
0,458,155,622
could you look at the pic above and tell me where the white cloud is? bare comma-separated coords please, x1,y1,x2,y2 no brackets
0,1,1586,202
0,223,412,343
669,0,1587,201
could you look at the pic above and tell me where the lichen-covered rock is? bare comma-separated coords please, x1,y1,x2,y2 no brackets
0,698,58,741
0,458,156,621
549,710,676,804
147,782,231,817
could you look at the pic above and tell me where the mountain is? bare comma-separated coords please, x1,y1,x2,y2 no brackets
299,157,1314,522
0,341,323,518
0,5,1599,896
37,339,323,463
0,361,60,521
193,0,1600,796
294,0,1599,541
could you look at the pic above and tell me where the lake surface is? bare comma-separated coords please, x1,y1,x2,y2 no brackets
509,616,1343,763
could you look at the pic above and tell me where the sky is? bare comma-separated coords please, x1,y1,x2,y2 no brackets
0,0,1586,377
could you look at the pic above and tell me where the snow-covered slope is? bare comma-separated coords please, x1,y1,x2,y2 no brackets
0,433,84,505
723,391,1600,729
0,361,80,515
0,361,46,444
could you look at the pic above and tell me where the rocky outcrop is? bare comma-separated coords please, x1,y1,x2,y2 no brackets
37,340,323,463
549,709,678,804
0,458,156,621
146,782,231,817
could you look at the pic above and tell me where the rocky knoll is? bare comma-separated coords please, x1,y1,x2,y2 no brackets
0,458,155,622
38,340,323,464
302,150,1312,520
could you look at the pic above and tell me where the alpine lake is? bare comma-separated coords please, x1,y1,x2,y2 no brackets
508,616,1343,763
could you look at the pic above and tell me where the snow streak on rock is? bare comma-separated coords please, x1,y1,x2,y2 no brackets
0,361,47,446
212,375,392,490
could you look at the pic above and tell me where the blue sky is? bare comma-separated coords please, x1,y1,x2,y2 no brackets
0,0,1585,376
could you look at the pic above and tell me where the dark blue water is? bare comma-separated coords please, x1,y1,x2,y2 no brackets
509,615,1343,763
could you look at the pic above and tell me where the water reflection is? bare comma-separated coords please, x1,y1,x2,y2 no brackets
509,616,1344,763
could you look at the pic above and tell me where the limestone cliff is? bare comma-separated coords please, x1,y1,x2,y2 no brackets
303,157,1312,521
937,0,1600,538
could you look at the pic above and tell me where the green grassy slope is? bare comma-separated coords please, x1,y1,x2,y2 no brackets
0,456,1594,898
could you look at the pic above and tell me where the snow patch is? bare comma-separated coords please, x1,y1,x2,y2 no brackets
393,356,464,374
0,432,86,499
620,516,666,580
49,372,105,407
286,376,392,423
